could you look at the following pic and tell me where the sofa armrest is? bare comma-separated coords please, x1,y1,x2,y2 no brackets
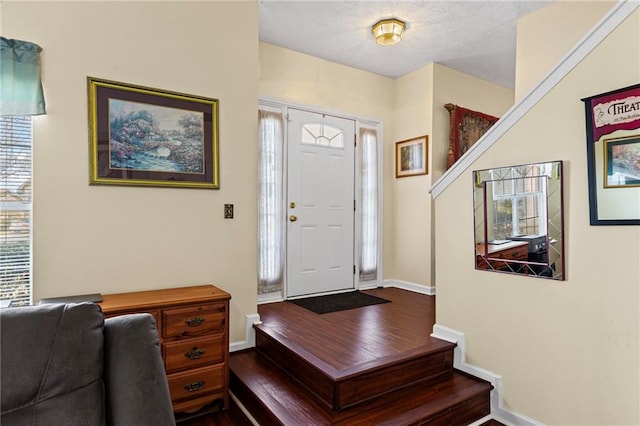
103,313,175,426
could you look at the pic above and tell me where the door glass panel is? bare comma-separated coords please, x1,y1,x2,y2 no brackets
301,123,344,148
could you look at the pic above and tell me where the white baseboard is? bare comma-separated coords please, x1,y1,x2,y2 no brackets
431,324,543,426
358,281,379,290
230,391,260,426
258,291,284,304
382,279,436,295
229,313,261,353
467,415,494,426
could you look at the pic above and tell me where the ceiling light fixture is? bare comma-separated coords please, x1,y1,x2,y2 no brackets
372,18,405,46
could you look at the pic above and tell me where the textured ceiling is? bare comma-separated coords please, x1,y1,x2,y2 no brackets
259,0,552,89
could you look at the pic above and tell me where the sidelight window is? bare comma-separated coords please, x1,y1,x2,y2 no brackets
258,109,285,295
358,126,378,281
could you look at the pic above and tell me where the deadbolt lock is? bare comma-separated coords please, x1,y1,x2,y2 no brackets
289,202,296,209
289,215,297,222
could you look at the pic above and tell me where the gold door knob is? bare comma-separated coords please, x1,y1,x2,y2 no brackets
289,215,297,222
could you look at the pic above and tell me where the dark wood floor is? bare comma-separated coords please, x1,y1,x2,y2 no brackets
256,287,450,379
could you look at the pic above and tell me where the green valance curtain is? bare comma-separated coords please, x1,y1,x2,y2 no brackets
0,37,46,116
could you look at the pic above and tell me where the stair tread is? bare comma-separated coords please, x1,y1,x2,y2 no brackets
230,349,492,425
230,349,332,425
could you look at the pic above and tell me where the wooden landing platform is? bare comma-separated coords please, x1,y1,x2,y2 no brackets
255,287,453,378
230,287,494,425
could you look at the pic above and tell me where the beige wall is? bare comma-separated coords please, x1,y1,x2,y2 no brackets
387,65,434,283
515,0,615,101
259,43,394,121
435,8,640,424
3,1,259,344
388,64,513,285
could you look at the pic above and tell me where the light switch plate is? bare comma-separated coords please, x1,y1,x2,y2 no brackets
224,204,234,219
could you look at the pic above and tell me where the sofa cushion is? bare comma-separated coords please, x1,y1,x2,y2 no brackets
104,313,176,426
1,303,105,426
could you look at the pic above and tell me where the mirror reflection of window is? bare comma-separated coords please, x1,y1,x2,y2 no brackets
488,175,546,241
473,161,565,280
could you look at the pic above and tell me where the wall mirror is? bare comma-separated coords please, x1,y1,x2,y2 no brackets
473,161,565,280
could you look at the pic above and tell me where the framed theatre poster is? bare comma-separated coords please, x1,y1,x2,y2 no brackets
395,135,428,178
88,77,219,189
583,83,640,225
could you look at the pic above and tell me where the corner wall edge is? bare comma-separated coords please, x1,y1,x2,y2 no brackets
229,313,261,352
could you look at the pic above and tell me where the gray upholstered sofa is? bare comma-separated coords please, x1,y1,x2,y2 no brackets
0,302,176,426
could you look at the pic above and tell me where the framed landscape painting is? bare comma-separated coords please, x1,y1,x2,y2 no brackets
395,135,428,178
88,77,219,189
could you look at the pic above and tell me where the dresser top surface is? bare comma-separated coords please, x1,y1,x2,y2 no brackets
99,284,230,312
476,240,528,255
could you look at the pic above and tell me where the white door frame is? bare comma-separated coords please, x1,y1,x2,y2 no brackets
258,98,384,301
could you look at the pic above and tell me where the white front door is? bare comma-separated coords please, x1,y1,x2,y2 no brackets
286,108,356,298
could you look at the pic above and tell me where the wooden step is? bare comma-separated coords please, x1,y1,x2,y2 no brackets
255,322,455,411
230,349,493,426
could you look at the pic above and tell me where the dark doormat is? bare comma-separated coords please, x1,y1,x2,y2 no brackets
289,291,390,314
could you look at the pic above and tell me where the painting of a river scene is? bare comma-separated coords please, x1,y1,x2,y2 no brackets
89,77,219,189
110,100,204,174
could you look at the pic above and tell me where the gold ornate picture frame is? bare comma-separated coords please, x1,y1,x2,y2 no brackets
395,135,428,178
88,77,219,189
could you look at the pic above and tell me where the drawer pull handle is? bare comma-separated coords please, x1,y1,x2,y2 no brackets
184,380,205,392
185,316,206,327
185,348,206,360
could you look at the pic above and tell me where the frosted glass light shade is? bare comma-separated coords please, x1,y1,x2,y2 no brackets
372,19,405,46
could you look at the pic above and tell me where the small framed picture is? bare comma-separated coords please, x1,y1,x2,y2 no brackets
395,135,428,178
88,77,219,189
604,135,640,188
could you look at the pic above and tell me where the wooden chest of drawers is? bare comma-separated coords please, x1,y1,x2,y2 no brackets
99,285,230,416
476,241,528,270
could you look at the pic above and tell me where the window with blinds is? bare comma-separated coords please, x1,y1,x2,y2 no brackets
489,172,546,240
0,116,32,306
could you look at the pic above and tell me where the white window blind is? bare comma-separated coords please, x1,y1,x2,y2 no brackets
0,116,32,306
